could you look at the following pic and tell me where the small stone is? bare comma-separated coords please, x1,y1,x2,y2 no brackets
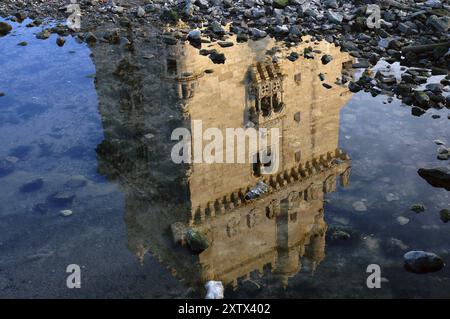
137,6,145,17
427,15,450,32
48,191,76,206
411,204,425,213
36,29,51,40
352,201,367,212
326,11,343,24
85,32,97,44
56,37,66,47
322,83,332,89
209,52,225,64
434,139,445,145
411,106,426,117
209,21,225,35
187,29,201,41
332,230,351,240
236,33,248,43
273,0,289,9
321,54,333,65
186,229,209,253
0,21,12,36
18,41,28,46
250,28,267,39
112,6,124,14
60,209,73,217
418,167,450,190
437,148,450,160
386,193,400,202
287,52,299,62
348,81,361,93
218,41,234,48
440,209,450,223
404,251,444,274
64,176,88,188
397,216,410,226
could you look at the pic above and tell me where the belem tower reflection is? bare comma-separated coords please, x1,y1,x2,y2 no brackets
93,32,354,291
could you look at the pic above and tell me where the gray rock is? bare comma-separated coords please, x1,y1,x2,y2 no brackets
414,91,430,108
324,0,338,9
440,209,450,223
187,29,201,40
404,251,444,274
410,203,425,213
36,29,51,40
437,148,450,160
321,54,333,65
332,230,351,240
56,37,66,47
250,28,267,38
209,51,226,64
418,167,450,190
348,81,361,93
0,21,12,36
137,6,146,17
48,191,76,206
186,229,209,253
326,10,343,24
427,15,450,32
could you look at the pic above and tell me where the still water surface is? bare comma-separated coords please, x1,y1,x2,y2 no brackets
0,18,449,298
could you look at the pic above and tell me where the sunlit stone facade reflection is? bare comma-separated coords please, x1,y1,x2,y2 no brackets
94,32,353,290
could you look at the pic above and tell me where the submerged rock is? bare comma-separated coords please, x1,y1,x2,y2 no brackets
0,159,15,177
60,209,73,217
56,36,66,47
209,52,225,64
332,230,351,240
36,29,51,40
397,216,410,225
321,54,333,65
437,148,450,160
48,191,76,206
418,167,450,190
0,21,12,36
440,209,450,223
410,203,425,213
186,229,209,253
20,178,44,193
404,251,444,274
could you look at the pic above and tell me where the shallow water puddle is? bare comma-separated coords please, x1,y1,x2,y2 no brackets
0,18,449,298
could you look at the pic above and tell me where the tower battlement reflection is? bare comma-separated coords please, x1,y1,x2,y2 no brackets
94,32,353,290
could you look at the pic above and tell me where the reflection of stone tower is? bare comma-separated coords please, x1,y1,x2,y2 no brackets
93,28,353,291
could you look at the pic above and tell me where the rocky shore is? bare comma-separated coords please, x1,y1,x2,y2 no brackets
0,1,449,111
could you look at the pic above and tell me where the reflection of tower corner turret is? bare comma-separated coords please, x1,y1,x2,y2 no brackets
93,29,354,290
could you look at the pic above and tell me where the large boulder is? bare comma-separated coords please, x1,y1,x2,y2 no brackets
404,251,444,274
418,167,450,190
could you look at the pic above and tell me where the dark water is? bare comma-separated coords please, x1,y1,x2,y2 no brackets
0,19,449,298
